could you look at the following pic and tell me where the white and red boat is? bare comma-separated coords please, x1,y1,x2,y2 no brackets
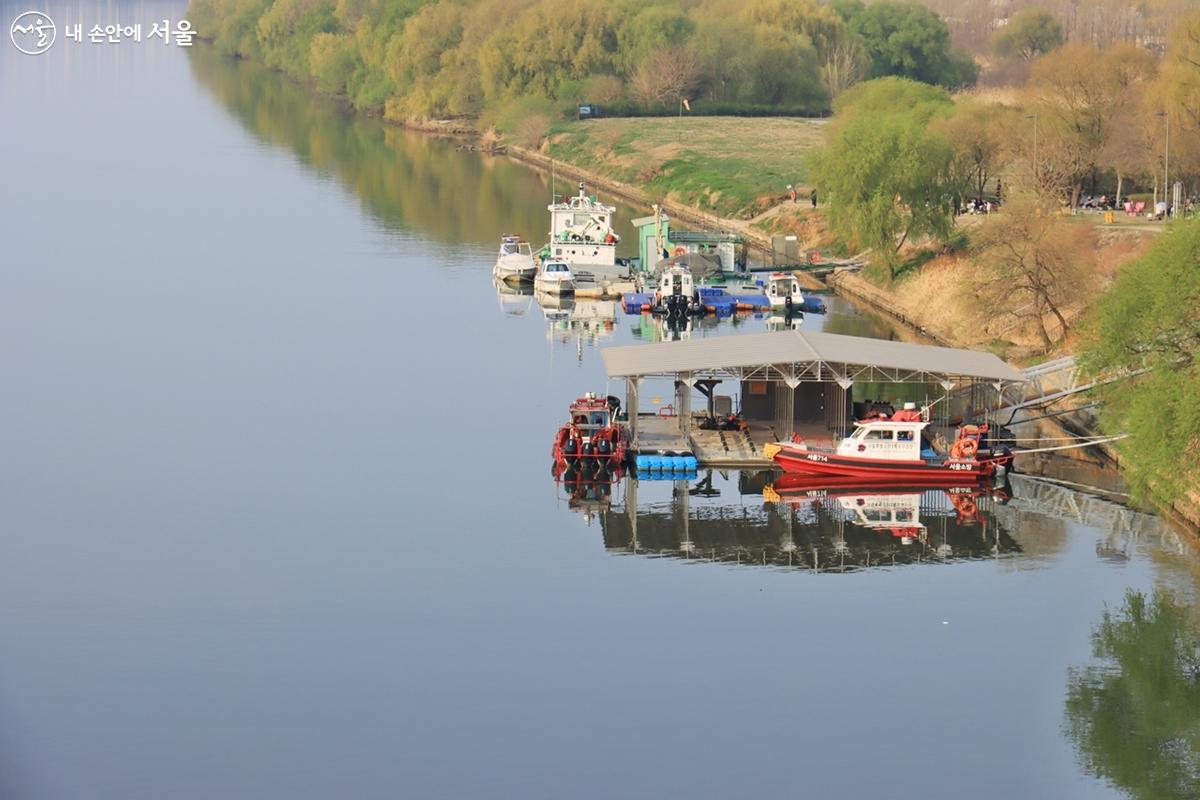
551,393,628,470
765,418,1010,483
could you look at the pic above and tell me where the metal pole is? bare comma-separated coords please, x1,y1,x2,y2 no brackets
1157,110,1169,216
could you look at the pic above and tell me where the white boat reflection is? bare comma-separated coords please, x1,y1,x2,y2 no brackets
542,296,617,347
493,277,534,318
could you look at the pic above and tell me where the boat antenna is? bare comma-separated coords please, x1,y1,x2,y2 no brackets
551,157,556,204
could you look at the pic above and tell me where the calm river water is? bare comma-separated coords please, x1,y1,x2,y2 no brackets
3,2,1198,798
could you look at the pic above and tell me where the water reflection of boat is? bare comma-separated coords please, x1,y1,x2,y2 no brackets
552,461,623,526
765,312,802,332
493,234,536,283
588,471,1019,572
542,299,618,349
493,277,533,317
536,289,574,320
765,476,1009,542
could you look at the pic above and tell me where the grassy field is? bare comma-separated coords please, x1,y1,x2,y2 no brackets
546,117,826,220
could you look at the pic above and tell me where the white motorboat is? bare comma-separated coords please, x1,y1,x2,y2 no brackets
493,234,536,283
765,272,807,312
646,264,705,317
534,260,575,295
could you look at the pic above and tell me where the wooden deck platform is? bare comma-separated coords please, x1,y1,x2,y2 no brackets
688,424,774,468
632,416,692,455
633,417,841,469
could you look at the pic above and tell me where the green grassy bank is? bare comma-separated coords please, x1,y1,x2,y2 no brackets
545,117,824,220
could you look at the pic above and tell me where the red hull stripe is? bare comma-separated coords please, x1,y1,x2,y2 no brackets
774,451,992,480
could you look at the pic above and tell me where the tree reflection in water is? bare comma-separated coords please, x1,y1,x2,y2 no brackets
1066,590,1200,800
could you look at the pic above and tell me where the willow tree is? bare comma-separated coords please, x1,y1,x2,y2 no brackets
933,98,1012,203
990,8,1063,62
809,77,958,279
1025,42,1156,206
1080,217,1200,505
1148,10,1200,189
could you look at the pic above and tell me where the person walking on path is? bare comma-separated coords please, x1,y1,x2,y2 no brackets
810,190,817,208
788,184,797,203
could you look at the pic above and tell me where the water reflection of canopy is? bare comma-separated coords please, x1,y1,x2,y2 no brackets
601,329,1025,386
598,494,1020,573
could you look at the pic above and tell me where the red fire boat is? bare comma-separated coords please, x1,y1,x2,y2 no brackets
551,392,628,471
764,419,1011,483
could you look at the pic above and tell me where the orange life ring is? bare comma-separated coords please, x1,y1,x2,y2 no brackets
672,245,686,257
954,438,978,458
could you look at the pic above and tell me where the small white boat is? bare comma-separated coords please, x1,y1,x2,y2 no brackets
493,235,536,283
765,272,806,312
651,265,701,317
535,260,575,295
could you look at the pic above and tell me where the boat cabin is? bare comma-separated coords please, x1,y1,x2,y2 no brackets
836,420,929,461
500,236,532,257
569,393,615,437
541,260,572,276
658,265,694,298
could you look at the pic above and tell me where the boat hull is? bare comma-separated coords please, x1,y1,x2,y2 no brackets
494,264,536,282
773,447,995,482
535,278,575,295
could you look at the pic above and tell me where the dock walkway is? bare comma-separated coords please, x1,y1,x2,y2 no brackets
632,417,839,469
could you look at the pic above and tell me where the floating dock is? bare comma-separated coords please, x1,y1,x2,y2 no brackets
622,287,772,315
631,415,841,472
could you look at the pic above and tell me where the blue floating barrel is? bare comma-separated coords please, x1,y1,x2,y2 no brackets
671,456,688,471
635,454,651,470
682,455,698,470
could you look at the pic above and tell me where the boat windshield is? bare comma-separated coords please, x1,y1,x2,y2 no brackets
545,263,569,273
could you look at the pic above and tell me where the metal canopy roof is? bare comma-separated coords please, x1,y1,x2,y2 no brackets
600,330,1025,386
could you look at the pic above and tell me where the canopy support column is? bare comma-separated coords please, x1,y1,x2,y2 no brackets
774,382,795,440
675,379,692,434
626,378,639,448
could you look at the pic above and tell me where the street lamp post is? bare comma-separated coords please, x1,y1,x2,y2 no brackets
1165,112,1171,214
1157,110,1170,215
